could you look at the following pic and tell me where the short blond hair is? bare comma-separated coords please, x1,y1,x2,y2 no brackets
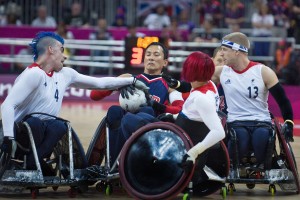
222,32,250,49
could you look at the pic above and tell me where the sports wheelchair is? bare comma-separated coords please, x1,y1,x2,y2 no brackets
226,116,300,195
0,113,88,198
86,116,230,199
85,117,122,195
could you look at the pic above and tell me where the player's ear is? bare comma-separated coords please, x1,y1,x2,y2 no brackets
163,59,168,67
49,46,54,54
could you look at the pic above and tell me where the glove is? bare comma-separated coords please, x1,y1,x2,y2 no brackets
162,73,180,89
282,120,294,142
140,99,166,113
119,85,135,99
132,78,150,92
157,113,175,122
179,154,194,174
119,78,150,99
0,136,14,153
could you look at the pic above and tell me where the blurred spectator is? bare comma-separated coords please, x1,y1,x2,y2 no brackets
169,17,184,42
192,19,220,56
112,15,127,27
14,46,32,73
0,0,6,23
64,2,89,27
55,21,75,58
0,1,21,26
275,40,293,76
112,5,127,27
178,9,195,33
126,24,145,38
225,0,245,29
89,18,112,74
292,0,300,43
197,0,223,27
251,4,274,56
268,0,290,39
143,4,171,30
31,5,56,27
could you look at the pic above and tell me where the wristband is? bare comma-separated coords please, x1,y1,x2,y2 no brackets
285,120,294,125
175,81,181,89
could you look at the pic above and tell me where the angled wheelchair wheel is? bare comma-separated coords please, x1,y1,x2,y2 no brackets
0,120,12,179
86,117,107,166
193,141,230,197
119,122,194,200
51,128,88,177
274,118,300,194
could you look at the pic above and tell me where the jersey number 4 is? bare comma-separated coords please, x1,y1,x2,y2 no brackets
54,89,59,102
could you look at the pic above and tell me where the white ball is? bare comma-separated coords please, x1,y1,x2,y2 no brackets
119,89,147,113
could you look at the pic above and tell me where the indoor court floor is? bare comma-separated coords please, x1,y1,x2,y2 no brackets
0,101,299,199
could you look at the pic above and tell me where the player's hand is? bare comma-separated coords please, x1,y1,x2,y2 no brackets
140,99,166,113
162,73,180,89
282,120,294,142
157,113,175,122
179,154,194,174
0,136,14,153
119,85,135,99
132,78,149,92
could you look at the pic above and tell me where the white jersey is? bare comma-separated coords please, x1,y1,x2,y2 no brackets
180,80,225,156
1,63,134,137
182,80,220,122
220,62,271,122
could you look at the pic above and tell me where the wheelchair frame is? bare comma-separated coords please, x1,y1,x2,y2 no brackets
85,117,121,194
0,113,88,198
226,117,300,195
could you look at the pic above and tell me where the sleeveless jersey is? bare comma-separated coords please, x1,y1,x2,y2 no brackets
220,62,271,122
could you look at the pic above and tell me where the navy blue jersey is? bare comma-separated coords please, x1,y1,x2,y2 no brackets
136,73,169,104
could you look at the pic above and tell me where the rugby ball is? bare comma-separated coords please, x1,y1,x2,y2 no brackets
119,89,147,113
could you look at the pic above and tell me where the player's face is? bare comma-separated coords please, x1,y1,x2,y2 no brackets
144,45,168,75
220,46,236,66
51,41,67,72
213,50,224,66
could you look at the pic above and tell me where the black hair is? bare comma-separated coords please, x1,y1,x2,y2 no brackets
144,42,169,59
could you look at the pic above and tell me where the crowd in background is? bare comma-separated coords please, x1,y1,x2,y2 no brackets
0,0,300,85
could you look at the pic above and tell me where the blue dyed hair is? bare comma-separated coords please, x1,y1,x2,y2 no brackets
29,31,64,61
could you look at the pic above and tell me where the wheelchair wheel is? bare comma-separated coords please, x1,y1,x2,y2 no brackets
51,129,88,177
119,122,194,200
86,117,107,166
0,120,12,179
274,118,300,193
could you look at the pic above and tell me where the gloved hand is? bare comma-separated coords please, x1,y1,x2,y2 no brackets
157,113,175,122
119,85,135,99
162,73,180,89
140,99,166,113
119,78,150,99
0,136,14,153
179,154,194,174
282,120,294,142
132,78,150,92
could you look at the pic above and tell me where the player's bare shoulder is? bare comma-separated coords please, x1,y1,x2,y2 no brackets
261,64,279,89
212,65,224,84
